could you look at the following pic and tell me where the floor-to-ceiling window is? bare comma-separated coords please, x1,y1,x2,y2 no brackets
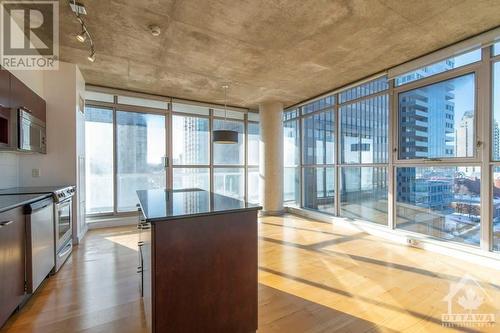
339,77,389,225
85,92,259,216
302,96,335,214
283,42,500,255
283,109,300,205
84,106,114,214
247,113,261,204
116,111,167,212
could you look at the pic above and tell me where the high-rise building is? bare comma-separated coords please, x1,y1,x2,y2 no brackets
455,110,474,157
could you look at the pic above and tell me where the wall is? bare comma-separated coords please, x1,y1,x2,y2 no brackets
0,153,20,189
18,62,86,242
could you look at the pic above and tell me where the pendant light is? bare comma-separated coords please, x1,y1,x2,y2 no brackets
213,85,238,144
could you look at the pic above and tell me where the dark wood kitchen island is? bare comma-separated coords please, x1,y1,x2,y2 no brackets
136,188,261,333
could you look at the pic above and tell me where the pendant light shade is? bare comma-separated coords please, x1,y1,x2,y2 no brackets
213,129,238,144
213,85,238,144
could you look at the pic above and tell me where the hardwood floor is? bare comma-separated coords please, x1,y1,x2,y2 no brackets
2,214,499,332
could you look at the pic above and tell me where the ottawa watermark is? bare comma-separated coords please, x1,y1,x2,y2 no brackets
0,0,59,70
442,274,496,328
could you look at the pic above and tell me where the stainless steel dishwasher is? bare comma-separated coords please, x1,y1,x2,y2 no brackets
24,197,55,293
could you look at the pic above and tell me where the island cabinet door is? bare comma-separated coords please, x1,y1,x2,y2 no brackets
153,210,258,333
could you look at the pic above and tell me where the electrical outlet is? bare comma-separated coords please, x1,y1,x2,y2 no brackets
32,168,40,178
407,238,419,247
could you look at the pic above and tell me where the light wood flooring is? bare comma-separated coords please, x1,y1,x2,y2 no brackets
1,214,499,332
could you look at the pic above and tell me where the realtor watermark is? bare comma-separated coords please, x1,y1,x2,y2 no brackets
442,274,496,328
0,0,59,70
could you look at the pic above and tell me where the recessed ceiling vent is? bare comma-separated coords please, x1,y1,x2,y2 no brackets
149,25,161,37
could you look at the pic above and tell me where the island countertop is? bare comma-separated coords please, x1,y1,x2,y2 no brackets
136,188,261,222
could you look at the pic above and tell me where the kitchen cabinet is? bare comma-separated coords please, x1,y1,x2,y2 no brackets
0,69,9,107
0,206,25,328
10,74,46,122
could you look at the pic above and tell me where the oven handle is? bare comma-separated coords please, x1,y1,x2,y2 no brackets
56,197,73,206
58,242,72,258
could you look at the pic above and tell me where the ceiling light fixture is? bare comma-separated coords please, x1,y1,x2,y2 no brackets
87,48,96,62
76,26,87,42
70,0,96,63
213,85,238,145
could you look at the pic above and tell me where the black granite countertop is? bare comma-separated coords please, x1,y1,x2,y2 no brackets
0,193,52,213
136,188,262,222
0,185,74,195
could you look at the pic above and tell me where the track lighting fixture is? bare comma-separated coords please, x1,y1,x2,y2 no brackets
70,0,96,63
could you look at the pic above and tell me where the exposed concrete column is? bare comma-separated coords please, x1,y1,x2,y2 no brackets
259,101,284,215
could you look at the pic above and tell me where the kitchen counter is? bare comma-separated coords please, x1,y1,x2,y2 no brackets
0,185,73,195
0,193,52,213
136,188,261,222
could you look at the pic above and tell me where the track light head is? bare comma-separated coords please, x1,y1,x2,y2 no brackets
87,48,96,62
76,29,87,43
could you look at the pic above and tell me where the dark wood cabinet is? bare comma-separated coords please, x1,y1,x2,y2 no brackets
0,207,26,328
144,210,258,333
0,69,10,108
10,74,45,122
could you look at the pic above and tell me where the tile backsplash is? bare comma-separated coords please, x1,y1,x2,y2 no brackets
0,153,19,189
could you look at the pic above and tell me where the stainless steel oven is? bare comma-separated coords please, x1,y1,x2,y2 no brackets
55,198,72,249
53,187,75,272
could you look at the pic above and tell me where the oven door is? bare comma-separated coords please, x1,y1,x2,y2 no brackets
55,199,72,250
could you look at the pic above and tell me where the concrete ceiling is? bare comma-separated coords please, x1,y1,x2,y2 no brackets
56,0,500,108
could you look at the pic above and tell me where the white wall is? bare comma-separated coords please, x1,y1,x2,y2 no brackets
18,62,86,242
0,153,20,189
19,62,78,187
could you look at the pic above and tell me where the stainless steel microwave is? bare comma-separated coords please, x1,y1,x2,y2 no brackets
0,108,46,154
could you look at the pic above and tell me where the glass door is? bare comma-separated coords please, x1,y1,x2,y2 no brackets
116,110,167,212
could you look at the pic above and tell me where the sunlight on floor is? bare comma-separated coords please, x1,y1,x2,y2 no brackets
257,215,500,332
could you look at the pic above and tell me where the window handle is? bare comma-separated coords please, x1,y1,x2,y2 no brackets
161,156,169,169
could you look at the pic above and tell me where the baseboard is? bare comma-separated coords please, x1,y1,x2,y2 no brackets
286,206,500,270
87,215,138,229
259,209,285,217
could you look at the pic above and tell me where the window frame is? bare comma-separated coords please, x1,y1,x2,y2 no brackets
84,105,115,215
393,64,482,164
489,45,500,252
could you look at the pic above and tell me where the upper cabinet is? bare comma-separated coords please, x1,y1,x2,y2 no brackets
0,70,9,108
10,75,46,122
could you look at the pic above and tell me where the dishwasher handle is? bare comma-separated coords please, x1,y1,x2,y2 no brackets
24,197,53,214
